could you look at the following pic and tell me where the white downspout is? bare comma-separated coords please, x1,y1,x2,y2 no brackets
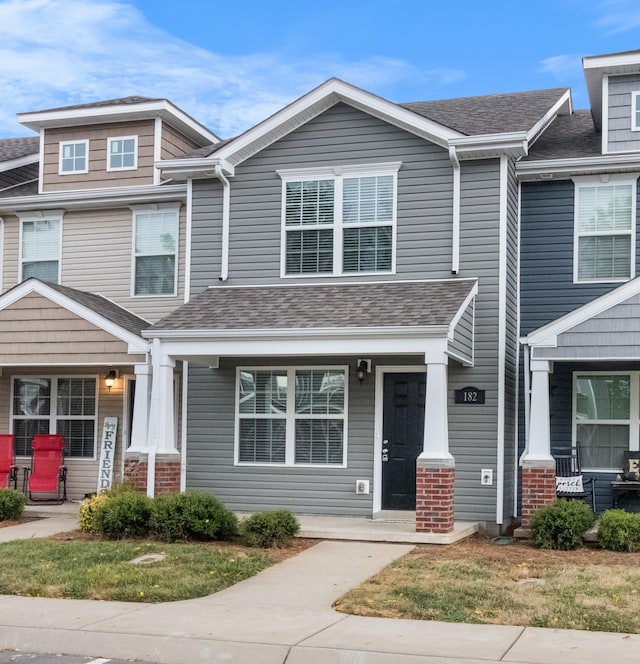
522,343,531,464
215,165,230,281
146,449,156,498
449,146,460,275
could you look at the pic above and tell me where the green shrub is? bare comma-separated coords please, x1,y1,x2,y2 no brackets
597,509,640,552
79,493,110,533
149,491,238,542
0,488,25,521
530,499,595,550
93,491,152,539
241,510,300,548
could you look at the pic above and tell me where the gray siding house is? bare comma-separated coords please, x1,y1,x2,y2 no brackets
519,50,640,525
147,78,571,534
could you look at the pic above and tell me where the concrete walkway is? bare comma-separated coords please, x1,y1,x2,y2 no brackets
0,520,638,663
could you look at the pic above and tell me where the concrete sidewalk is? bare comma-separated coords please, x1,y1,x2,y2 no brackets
0,523,638,663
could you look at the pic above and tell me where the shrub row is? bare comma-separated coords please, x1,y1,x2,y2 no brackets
597,509,640,552
0,488,25,521
80,488,299,547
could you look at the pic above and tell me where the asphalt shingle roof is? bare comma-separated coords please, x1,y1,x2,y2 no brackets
0,137,39,163
39,281,151,337
523,109,600,160
148,280,476,333
27,96,163,115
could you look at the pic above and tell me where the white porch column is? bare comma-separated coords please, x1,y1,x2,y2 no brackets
419,349,453,460
147,339,178,454
129,360,151,452
524,359,554,463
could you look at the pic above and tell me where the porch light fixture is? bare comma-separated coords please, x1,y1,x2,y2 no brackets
356,359,371,383
104,369,118,392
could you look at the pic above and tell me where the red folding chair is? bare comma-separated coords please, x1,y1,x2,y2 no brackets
0,434,17,489
23,434,67,503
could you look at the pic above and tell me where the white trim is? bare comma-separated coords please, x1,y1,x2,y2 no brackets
449,148,460,274
131,204,180,298
205,275,477,289
58,139,89,175
153,118,162,186
180,362,188,492
0,279,149,353
496,156,508,526
517,154,640,179
632,91,640,132
10,374,99,459
233,365,349,468
526,89,573,143
38,129,44,195
514,180,522,516
0,216,4,294
572,370,640,471
373,364,426,513
18,210,63,284
572,175,637,285
106,135,138,172
184,179,192,303
278,164,400,278
602,75,609,155
0,152,39,174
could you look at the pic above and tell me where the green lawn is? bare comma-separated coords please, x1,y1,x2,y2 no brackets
0,539,275,602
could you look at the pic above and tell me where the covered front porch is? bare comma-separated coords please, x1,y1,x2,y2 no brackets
521,277,640,524
143,279,479,534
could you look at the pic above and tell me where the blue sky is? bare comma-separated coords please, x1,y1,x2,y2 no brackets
0,0,639,138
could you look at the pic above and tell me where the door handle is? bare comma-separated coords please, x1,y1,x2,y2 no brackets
382,444,389,462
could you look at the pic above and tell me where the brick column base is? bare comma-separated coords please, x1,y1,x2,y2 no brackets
521,461,556,530
124,453,181,495
416,458,455,534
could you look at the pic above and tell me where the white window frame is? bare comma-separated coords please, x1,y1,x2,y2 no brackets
632,92,640,132
130,204,180,298
18,211,63,284
572,370,639,472
573,175,637,284
107,135,138,172
234,365,349,468
10,375,99,460
278,162,400,278
58,140,89,175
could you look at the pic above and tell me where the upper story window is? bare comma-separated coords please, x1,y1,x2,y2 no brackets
59,140,88,174
278,163,400,277
132,206,179,296
19,213,62,283
574,177,636,283
108,136,137,171
632,92,640,132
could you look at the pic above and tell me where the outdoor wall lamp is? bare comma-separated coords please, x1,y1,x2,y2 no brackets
104,369,118,392
356,359,372,383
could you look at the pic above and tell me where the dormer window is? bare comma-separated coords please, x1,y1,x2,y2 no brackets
108,136,137,171
59,140,88,174
632,92,640,132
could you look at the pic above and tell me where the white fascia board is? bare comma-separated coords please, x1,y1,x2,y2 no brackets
449,132,528,159
583,51,640,71
447,280,478,335
0,279,149,353
0,184,186,212
516,155,640,179
18,100,219,144
0,153,39,173
525,275,640,348
157,157,235,180
526,90,573,143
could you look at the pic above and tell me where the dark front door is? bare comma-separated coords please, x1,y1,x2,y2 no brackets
382,372,426,510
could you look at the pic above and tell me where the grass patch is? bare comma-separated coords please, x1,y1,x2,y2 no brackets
0,539,275,602
334,537,640,633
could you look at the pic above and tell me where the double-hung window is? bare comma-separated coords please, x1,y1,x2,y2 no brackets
132,206,179,296
19,213,62,283
59,140,88,174
108,136,137,171
279,163,400,276
236,367,347,466
11,376,97,458
574,177,636,283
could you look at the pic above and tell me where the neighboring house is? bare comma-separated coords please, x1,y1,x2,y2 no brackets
0,97,218,498
519,50,640,526
145,78,571,535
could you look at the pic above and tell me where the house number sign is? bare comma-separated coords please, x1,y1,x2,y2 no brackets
454,387,485,404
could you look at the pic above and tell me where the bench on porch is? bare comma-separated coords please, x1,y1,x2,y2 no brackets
554,445,597,512
611,452,640,510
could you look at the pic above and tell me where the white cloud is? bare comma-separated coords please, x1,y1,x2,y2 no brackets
538,54,582,79
0,0,466,138
595,0,640,34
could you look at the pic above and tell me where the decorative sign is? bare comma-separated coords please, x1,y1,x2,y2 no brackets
97,416,118,493
454,386,485,404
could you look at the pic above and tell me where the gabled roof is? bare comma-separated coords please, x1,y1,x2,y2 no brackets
0,137,39,163
522,110,600,161
160,80,571,175
147,279,477,334
0,279,150,352
31,96,162,114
